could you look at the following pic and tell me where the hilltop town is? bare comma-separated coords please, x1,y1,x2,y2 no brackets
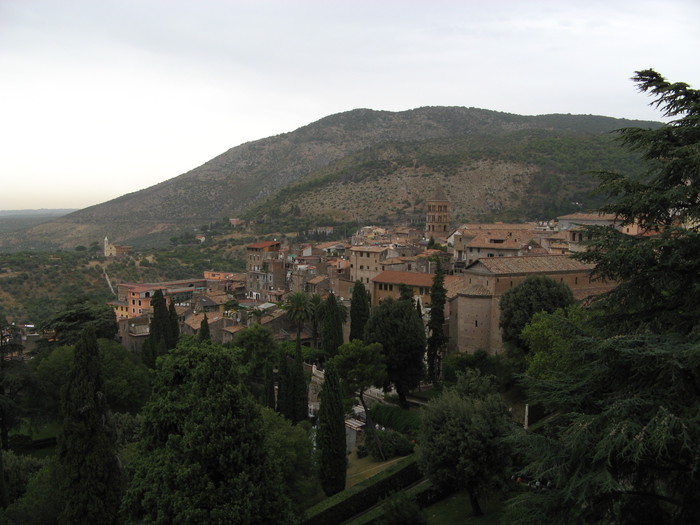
107,185,619,359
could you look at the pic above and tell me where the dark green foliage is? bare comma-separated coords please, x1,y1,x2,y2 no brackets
506,71,700,525
442,348,512,391
0,448,6,509
0,450,43,505
263,363,276,409
34,339,151,417
375,490,427,525
317,364,347,496
0,317,39,450
364,298,425,408
426,260,447,382
321,291,346,360
370,404,421,436
507,333,700,524
281,292,313,424
141,289,174,368
366,429,414,461
56,327,122,525
303,455,422,525
349,281,370,342
498,275,574,349
332,339,387,458
289,343,309,424
0,460,62,525
123,339,293,523
278,347,308,424
44,300,117,345
231,323,277,378
418,370,513,518
167,300,180,347
575,70,700,335
260,408,319,516
197,314,210,341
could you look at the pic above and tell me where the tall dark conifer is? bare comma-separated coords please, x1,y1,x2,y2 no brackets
317,363,347,496
56,327,121,524
427,259,448,382
142,289,172,368
198,315,211,342
349,281,370,342
167,300,180,348
321,292,345,360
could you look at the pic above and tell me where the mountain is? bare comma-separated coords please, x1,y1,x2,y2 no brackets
0,107,658,251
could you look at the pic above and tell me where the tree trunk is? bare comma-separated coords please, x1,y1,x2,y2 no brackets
397,388,410,409
469,489,483,517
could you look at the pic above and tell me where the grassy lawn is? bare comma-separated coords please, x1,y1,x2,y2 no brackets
425,490,504,525
345,448,408,488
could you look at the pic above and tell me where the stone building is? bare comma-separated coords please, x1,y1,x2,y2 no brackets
448,255,614,354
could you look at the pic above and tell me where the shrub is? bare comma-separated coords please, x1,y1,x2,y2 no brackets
303,455,421,525
367,429,414,461
371,405,421,435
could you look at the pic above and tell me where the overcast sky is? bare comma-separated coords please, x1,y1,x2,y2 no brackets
1,0,698,211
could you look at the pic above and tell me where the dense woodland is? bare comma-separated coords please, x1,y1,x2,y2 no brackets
1,70,699,523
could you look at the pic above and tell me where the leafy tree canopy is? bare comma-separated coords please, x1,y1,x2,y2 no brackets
123,338,293,524
364,297,425,408
418,370,513,517
498,275,574,349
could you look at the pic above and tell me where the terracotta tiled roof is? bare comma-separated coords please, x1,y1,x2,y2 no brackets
350,245,387,253
460,284,492,296
373,271,435,287
557,212,617,221
443,275,464,299
456,223,536,232
307,275,328,285
468,255,594,275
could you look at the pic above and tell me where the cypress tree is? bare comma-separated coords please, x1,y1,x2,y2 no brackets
321,292,344,360
349,281,370,342
317,363,347,496
290,344,308,424
263,363,276,409
427,259,448,382
276,354,291,418
142,289,172,367
0,447,7,509
167,300,180,348
56,327,121,524
198,315,211,342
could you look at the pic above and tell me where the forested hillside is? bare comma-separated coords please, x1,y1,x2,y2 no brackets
0,107,659,251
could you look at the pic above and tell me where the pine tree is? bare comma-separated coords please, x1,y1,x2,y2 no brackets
56,327,121,524
317,363,347,496
427,259,448,382
349,281,370,342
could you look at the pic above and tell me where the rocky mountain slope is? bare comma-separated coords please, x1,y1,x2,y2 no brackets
0,107,658,251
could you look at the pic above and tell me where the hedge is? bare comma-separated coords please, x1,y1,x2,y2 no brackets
370,404,421,436
303,455,422,525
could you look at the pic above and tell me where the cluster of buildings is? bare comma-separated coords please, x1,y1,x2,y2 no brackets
109,187,626,356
